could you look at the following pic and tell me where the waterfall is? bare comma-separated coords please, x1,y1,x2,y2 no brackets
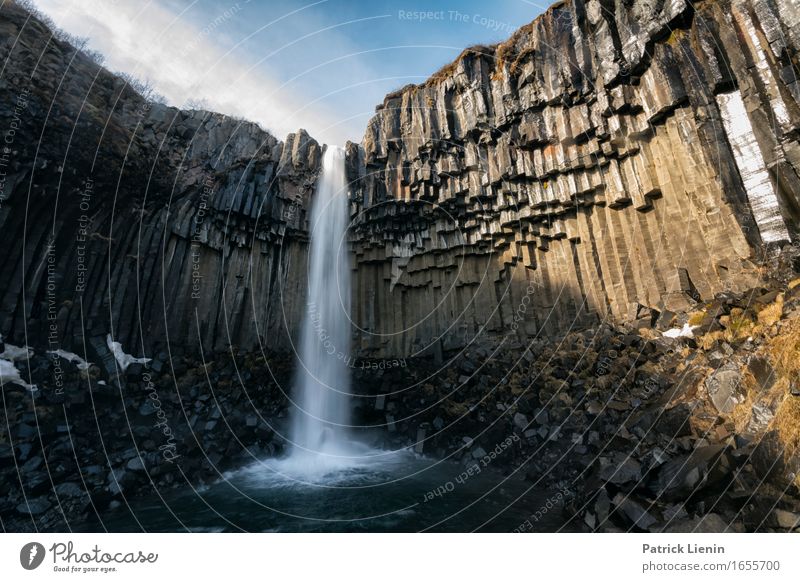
289,145,353,471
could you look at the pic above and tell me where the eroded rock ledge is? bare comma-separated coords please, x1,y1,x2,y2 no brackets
346,0,800,357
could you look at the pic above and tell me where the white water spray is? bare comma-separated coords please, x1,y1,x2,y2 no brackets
288,146,354,473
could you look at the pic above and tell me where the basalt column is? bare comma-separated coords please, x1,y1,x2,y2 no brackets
345,0,800,359
0,4,323,361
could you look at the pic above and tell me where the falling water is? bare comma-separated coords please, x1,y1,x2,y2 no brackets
289,145,354,473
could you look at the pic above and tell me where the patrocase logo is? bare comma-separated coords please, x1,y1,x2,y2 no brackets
20,542,46,570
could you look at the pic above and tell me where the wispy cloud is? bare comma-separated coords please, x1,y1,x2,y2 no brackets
29,0,541,145
33,0,349,144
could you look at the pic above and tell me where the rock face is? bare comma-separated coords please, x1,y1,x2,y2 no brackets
2,0,800,363
346,0,800,357
0,3,321,359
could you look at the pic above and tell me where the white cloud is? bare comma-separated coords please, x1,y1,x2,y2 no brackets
33,0,347,144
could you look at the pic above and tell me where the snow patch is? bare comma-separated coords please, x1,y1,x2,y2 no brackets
48,349,92,371
106,335,151,371
662,323,699,339
0,359,36,391
0,342,32,362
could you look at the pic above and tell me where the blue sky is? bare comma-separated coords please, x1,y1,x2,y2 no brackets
34,0,546,145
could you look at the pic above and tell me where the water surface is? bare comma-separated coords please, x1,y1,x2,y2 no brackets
88,450,566,532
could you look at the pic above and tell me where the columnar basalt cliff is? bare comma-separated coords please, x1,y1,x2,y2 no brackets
0,3,322,362
346,0,800,357
2,0,800,362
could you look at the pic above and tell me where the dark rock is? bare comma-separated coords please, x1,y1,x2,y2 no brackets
126,457,146,472
648,445,731,501
21,456,42,473
747,356,776,392
598,455,642,485
55,482,85,498
16,497,51,515
611,493,657,530
595,489,611,523
655,310,677,331
653,404,693,438
705,366,744,413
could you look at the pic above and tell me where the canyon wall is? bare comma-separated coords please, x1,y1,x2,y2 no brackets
2,0,800,364
0,3,321,362
347,0,800,357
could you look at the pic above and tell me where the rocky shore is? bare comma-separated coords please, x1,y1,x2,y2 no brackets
0,341,296,531
4,248,800,531
355,249,800,532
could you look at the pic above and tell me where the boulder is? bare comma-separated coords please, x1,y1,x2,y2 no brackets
773,509,800,530
611,493,657,530
648,445,732,501
16,497,51,515
705,366,744,413
598,455,642,485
